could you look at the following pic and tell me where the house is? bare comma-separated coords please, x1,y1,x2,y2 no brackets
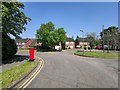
15,38,32,48
65,37,75,49
30,39,42,48
15,38,41,49
75,38,90,49
30,39,38,47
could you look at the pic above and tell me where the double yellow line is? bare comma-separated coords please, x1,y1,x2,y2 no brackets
19,58,44,89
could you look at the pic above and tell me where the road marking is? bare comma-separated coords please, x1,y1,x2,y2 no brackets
19,56,44,89
19,61,42,88
19,60,42,88
22,59,44,88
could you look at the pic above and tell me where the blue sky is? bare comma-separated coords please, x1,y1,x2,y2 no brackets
19,2,118,39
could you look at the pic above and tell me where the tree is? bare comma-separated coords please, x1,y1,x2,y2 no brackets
49,29,59,50
2,2,31,37
107,26,119,50
100,26,119,50
36,21,66,50
76,36,79,40
57,28,67,43
2,2,31,62
86,32,96,51
36,22,55,49
15,35,22,39
75,36,80,48
2,36,17,63
46,21,55,32
57,28,67,49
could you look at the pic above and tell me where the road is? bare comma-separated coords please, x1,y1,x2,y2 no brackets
17,50,118,88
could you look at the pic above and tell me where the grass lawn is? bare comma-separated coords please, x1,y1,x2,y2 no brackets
74,51,118,59
0,61,37,89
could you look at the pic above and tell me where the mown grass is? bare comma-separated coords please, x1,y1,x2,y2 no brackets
74,51,118,59
0,61,37,89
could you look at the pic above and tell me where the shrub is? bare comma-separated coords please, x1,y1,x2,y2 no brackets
2,37,17,63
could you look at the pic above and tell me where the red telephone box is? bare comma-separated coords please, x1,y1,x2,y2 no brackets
29,48,34,61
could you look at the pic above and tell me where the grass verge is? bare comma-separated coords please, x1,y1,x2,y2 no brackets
74,51,118,59
0,61,37,89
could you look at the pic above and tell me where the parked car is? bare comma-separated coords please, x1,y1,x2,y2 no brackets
95,45,103,50
104,45,108,50
55,46,62,52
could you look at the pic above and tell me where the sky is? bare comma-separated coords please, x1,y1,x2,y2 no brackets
18,2,118,39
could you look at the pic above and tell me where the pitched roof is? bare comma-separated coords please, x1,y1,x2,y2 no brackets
15,39,30,43
77,38,88,42
30,39,37,46
66,38,74,42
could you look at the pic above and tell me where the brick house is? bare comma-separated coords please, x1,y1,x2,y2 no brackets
30,39,37,46
65,37,75,49
75,38,90,49
15,39,32,48
15,38,41,49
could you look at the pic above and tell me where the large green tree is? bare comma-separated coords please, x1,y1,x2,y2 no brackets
86,32,98,51
100,26,119,50
36,22,55,49
2,2,31,37
57,28,67,49
57,28,66,43
36,21,66,50
49,29,59,50
2,2,31,62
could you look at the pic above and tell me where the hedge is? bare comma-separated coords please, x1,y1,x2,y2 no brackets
2,37,17,63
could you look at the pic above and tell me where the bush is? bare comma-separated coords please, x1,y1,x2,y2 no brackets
61,43,66,49
2,38,17,63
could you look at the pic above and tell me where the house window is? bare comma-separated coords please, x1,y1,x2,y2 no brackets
79,42,83,44
19,42,21,45
70,42,74,44
22,42,24,45
66,42,69,45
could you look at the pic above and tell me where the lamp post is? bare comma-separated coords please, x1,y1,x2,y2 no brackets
80,30,84,53
102,25,105,53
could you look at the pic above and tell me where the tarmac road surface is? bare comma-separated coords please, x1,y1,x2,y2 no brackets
19,50,118,88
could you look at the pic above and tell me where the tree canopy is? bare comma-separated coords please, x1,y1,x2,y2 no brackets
2,2,31,62
86,32,96,49
36,21,67,50
100,26,120,50
2,2,31,37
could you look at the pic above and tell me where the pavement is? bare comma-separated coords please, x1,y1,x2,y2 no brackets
16,49,118,88
1,55,29,73
8,59,44,88
1,50,39,73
